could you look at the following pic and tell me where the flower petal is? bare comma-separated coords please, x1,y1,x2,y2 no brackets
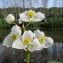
12,38,27,49
18,18,22,24
37,12,45,20
34,29,45,39
32,12,45,22
19,11,27,18
19,11,30,22
3,34,14,47
11,25,21,36
28,38,41,52
19,17,30,22
23,30,34,41
40,43,45,49
32,17,42,22
44,37,54,48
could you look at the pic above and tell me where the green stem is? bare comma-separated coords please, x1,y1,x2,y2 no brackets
26,51,30,63
25,22,32,28
22,22,26,32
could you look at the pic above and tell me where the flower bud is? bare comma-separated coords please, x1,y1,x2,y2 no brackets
5,14,15,24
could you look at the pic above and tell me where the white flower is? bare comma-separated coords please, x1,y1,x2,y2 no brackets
34,29,54,49
5,14,15,24
12,30,41,52
19,10,45,22
3,25,21,47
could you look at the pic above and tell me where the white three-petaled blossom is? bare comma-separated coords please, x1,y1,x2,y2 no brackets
12,30,41,52
5,14,15,24
3,25,21,47
34,29,54,49
19,10,45,23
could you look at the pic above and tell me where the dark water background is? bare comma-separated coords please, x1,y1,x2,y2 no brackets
0,28,63,63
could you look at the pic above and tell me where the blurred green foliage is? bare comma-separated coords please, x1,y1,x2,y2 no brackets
47,60,62,63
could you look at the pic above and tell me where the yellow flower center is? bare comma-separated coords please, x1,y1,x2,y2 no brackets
39,36,45,43
24,37,31,45
12,34,18,40
27,11,35,18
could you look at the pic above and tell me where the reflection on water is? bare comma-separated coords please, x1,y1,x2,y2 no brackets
0,28,63,63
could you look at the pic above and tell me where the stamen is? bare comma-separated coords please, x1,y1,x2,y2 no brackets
27,11,35,18
12,34,18,40
24,37,31,45
39,36,45,43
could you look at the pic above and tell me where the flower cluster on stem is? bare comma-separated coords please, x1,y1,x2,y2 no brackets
3,10,54,63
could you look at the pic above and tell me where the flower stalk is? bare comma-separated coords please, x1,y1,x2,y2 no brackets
25,21,33,28
26,51,30,63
